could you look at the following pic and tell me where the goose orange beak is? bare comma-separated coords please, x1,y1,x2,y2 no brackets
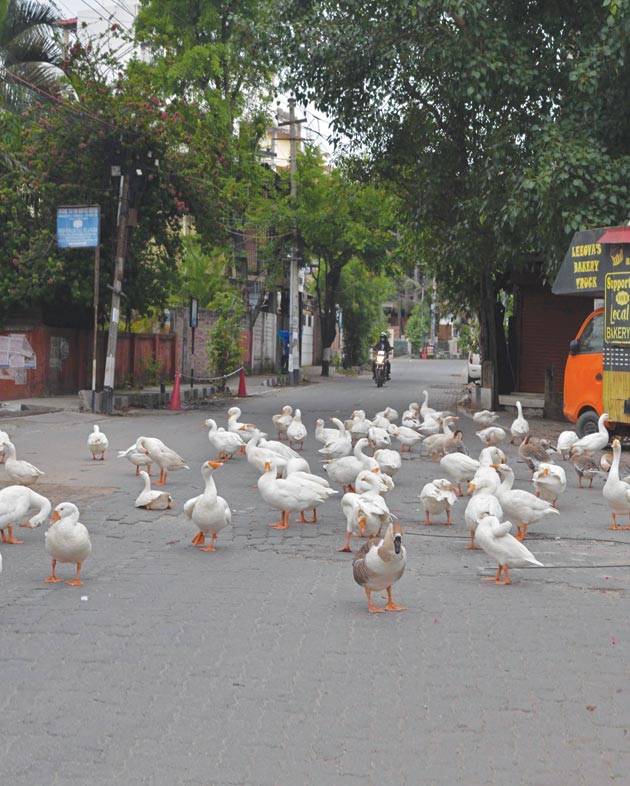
51,511,60,523
207,461,223,469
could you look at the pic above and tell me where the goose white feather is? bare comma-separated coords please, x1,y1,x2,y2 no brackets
475,513,543,585
87,424,108,460
45,502,92,586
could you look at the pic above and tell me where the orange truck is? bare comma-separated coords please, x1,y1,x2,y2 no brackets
553,226,630,437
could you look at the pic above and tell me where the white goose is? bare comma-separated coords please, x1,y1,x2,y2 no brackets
258,458,337,530
493,463,559,540
227,406,257,449
571,413,610,455
0,429,9,463
135,436,189,486
87,424,108,460
44,502,92,586
349,410,372,442
475,513,543,585
286,408,307,450
422,416,459,462
352,522,407,613
375,406,399,423
272,405,293,440
557,430,579,460
135,471,173,510
472,410,499,427
318,418,352,459
204,418,245,460
323,438,374,492
532,462,566,507
388,424,424,454
245,430,290,476
401,403,422,430
367,424,391,450
420,390,437,421
0,486,51,544
464,470,503,550
259,436,301,460
118,443,153,476
2,440,44,486
315,417,341,444
184,461,231,551
509,401,530,445
419,478,458,525
373,448,402,477
439,452,480,496
476,426,506,447
339,470,393,552
602,439,630,530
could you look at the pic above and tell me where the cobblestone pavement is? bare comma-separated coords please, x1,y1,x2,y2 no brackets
1,359,630,785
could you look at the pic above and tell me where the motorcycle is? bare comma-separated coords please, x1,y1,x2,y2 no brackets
373,350,388,387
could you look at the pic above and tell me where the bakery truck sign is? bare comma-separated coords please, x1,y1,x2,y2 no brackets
605,272,630,344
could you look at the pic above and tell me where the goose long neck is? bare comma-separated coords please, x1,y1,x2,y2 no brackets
500,469,514,491
611,444,621,481
203,471,218,497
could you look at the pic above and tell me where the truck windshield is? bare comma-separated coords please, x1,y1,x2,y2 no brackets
577,312,604,354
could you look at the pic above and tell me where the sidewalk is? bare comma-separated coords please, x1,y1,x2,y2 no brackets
0,364,345,415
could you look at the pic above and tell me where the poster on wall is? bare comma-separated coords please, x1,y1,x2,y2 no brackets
0,334,37,370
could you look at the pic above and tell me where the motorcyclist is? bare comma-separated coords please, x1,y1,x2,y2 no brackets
372,332,392,380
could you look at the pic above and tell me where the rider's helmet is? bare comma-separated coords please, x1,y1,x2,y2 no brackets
380,332,387,339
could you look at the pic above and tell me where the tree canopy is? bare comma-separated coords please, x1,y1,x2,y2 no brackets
278,0,630,388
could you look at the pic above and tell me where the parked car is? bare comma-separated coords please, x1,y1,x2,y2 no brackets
467,348,481,383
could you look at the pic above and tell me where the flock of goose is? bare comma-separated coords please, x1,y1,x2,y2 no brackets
0,391,628,611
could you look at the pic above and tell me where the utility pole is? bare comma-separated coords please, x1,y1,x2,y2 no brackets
101,174,130,414
279,98,306,385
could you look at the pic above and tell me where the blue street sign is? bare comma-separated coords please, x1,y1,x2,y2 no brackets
57,206,100,248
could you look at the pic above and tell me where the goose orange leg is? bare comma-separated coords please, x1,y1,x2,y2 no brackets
385,586,407,611
200,533,217,552
298,508,317,523
609,512,625,530
155,468,167,486
365,588,385,613
515,524,528,540
338,532,352,552
424,511,432,525
465,530,479,550
2,526,24,544
192,531,205,546
45,559,63,583
66,563,84,586
271,511,290,530
445,509,454,525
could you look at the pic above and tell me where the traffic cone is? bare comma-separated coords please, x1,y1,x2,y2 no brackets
168,372,182,410
237,367,247,397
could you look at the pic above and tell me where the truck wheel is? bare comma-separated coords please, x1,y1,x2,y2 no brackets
576,410,600,438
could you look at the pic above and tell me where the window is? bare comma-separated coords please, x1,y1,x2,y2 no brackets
577,312,604,354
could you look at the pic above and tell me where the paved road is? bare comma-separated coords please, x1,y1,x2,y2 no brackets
1,358,630,785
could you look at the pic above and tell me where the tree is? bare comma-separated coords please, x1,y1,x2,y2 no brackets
337,258,392,366
206,290,245,389
405,301,431,356
278,1,630,399
0,0,66,110
294,147,400,375
0,37,224,325
133,0,278,129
